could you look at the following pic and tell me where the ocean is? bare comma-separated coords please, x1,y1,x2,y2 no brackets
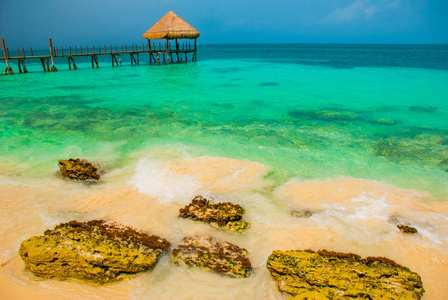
1,44,448,299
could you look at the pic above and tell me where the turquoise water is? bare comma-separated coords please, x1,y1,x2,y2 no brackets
1,44,448,198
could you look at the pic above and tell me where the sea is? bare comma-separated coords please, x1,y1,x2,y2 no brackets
1,44,448,299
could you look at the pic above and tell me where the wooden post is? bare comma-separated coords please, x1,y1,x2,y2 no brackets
118,54,121,66
17,48,20,57
61,46,64,56
49,38,57,71
86,45,89,54
22,59,28,73
30,47,33,56
68,57,72,70
92,45,95,53
40,58,46,72
18,60,22,73
22,47,25,57
125,44,127,52
72,57,77,70
194,38,197,50
148,40,151,51
110,44,112,53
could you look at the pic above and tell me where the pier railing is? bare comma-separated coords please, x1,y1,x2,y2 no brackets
1,38,198,74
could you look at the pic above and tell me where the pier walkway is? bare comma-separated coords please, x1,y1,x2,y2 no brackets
1,38,198,74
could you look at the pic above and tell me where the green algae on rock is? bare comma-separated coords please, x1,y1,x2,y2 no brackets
179,195,249,232
266,250,424,299
58,158,100,181
170,236,252,278
19,220,171,285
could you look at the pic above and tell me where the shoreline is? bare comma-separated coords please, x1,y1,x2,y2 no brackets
1,156,447,299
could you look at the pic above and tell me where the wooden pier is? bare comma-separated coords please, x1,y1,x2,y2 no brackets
1,38,198,75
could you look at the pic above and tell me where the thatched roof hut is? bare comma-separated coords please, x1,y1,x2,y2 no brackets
142,11,200,40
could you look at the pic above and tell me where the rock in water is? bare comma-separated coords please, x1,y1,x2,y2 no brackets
170,236,252,278
179,195,249,232
397,224,418,234
58,158,100,181
19,220,171,284
266,250,424,299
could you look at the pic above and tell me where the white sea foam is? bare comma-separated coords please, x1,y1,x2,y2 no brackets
129,158,202,204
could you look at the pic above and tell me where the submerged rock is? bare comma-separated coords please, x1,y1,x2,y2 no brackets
179,195,249,232
388,216,419,234
266,250,424,299
291,209,315,218
397,224,418,234
58,158,100,181
409,105,438,113
19,220,171,284
170,236,252,278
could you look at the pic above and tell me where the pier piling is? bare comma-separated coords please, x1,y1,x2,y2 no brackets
1,39,14,74
48,38,58,72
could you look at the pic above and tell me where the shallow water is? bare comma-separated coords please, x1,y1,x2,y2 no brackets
1,44,448,299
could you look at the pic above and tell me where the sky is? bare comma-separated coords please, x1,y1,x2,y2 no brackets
0,0,447,49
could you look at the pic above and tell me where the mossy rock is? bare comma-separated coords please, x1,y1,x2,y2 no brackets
58,158,100,182
266,250,424,299
171,236,252,278
179,195,250,232
19,220,171,285
397,224,418,234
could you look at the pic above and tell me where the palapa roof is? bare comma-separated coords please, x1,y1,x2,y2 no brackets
142,11,200,40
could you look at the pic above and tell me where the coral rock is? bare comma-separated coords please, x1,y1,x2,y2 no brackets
58,158,100,181
397,224,418,234
171,236,252,278
19,220,170,284
179,195,249,232
266,250,424,299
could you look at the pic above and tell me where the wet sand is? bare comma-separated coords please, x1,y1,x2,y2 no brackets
1,156,447,299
